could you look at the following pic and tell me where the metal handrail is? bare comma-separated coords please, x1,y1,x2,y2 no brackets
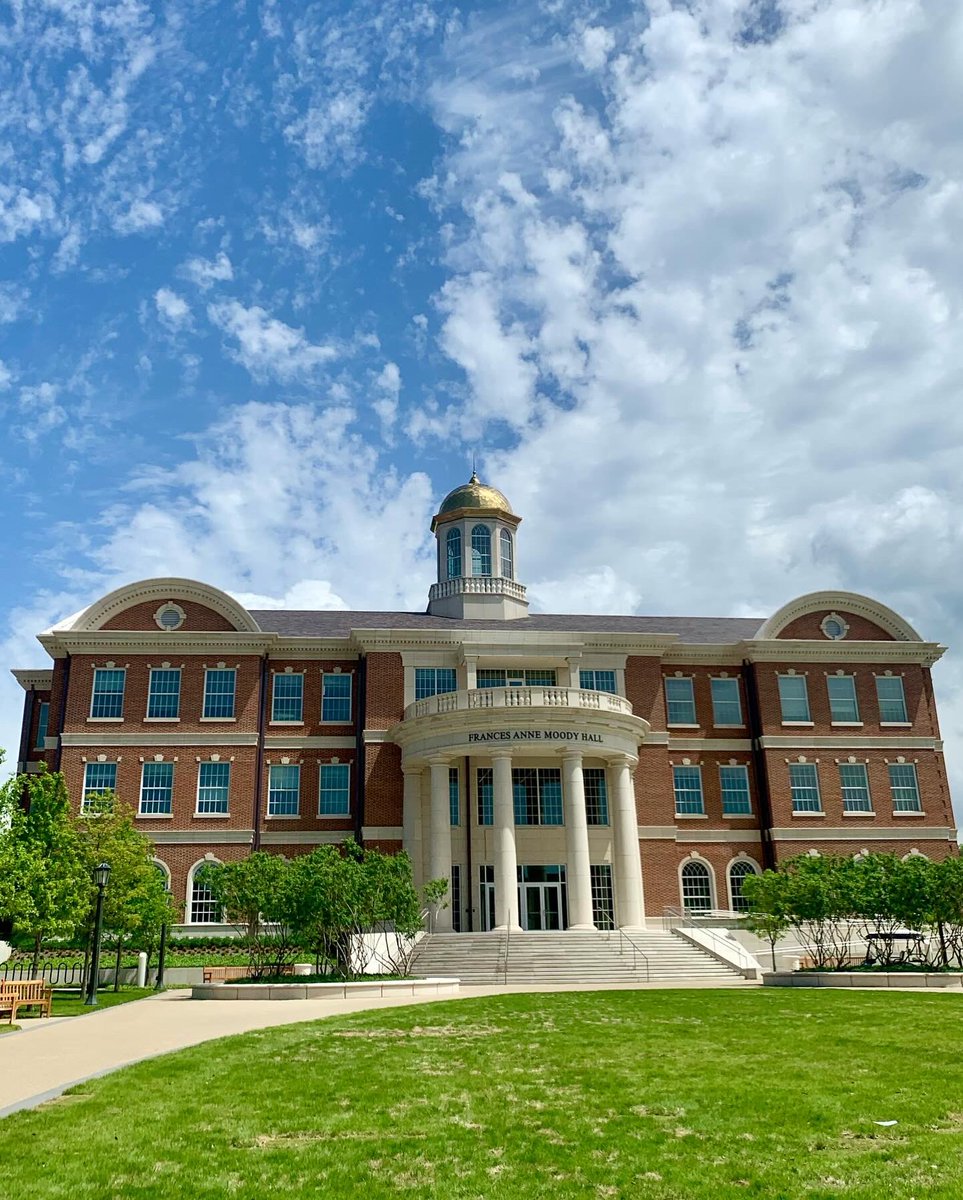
503,918,511,984
615,926,650,982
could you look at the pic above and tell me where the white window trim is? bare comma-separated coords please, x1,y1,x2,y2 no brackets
195,762,230,818
709,677,745,728
318,762,351,818
145,667,182,722
725,856,760,912
719,764,753,817
89,667,126,721
271,671,306,724
202,667,237,721
679,856,716,910
320,671,353,725
186,857,223,925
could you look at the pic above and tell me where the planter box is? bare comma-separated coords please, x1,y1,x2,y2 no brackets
764,971,963,989
190,977,460,1001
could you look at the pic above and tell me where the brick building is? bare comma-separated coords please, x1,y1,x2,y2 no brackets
12,474,958,933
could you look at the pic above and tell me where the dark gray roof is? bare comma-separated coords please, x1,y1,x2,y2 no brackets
249,609,765,643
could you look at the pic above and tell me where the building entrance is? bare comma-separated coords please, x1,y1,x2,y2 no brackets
518,865,567,931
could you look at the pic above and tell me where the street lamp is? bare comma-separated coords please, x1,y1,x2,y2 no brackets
154,884,171,991
84,861,111,1006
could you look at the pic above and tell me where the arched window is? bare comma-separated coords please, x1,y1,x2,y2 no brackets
188,861,222,924
151,859,171,890
500,528,514,580
681,861,713,912
446,527,462,580
471,525,492,576
728,859,759,914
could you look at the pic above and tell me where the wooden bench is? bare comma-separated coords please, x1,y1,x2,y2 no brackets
202,964,294,983
0,979,53,1023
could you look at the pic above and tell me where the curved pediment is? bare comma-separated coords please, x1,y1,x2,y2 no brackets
62,578,262,635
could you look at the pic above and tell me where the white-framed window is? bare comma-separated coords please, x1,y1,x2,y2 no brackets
673,765,704,815
477,767,493,826
681,861,713,912
196,762,230,815
449,766,460,826
839,763,872,813
580,669,617,694
188,862,222,924
203,668,236,719
789,763,821,813
471,524,492,576
82,762,117,814
272,672,304,722
827,675,859,722
710,678,742,726
512,767,563,826
889,763,922,812
90,667,125,719
477,668,557,688
319,763,350,816
451,864,463,932
584,768,609,825
268,764,300,816
590,864,615,930
778,675,810,722
665,677,696,724
140,762,174,816
321,673,351,722
720,765,751,815
147,668,181,719
415,667,458,699
446,526,462,580
35,701,50,749
728,859,759,913
500,528,514,580
876,675,908,723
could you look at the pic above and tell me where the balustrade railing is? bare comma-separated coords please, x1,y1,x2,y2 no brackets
405,686,633,721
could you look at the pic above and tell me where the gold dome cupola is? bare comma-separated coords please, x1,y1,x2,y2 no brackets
428,472,528,620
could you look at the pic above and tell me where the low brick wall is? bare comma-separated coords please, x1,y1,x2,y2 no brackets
764,971,963,989
190,977,460,1000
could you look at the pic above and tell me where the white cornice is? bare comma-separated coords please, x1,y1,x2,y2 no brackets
60,732,260,747
11,669,54,690
743,640,944,666
64,578,262,634
772,826,956,841
151,829,254,844
759,736,943,751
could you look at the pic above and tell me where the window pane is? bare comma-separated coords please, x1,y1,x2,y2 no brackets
500,528,513,580
839,763,871,812
449,767,460,826
789,763,821,812
268,764,300,816
681,862,712,911
827,675,859,722
580,670,617,694
319,764,350,815
190,876,220,924
197,761,230,814
729,860,757,913
203,669,236,719
476,669,504,689
665,678,696,724
477,768,493,825
91,668,125,718
446,527,462,580
673,766,704,814
36,702,49,748
524,669,557,686
710,678,742,725
539,769,563,825
147,669,181,719
322,673,352,722
451,864,462,932
720,765,751,815
889,763,921,812
140,762,173,815
512,767,562,825
590,864,615,930
471,524,492,576
415,667,457,700
272,673,303,722
876,676,908,722
82,762,117,813
778,676,810,722
584,768,608,824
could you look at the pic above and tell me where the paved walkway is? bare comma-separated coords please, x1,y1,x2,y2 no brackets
0,979,751,1118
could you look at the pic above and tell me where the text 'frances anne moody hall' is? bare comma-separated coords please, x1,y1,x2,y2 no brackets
13,474,958,937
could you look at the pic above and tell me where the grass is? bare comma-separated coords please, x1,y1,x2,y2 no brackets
2,989,963,1197
46,987,155,1018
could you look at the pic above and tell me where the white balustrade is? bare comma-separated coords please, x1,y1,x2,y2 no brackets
404,686,633,721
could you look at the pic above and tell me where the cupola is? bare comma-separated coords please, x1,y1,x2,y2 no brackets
428,472,528,620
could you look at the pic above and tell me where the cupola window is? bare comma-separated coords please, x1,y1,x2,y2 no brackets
471,524,492,576
446,527,462,580
500,528,514,580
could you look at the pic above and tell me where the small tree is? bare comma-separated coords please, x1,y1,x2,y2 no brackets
741,871,791,971
422,877,449,933
199,853,301,979
0,767,90,975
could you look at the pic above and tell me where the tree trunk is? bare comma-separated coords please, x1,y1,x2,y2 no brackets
113,940,122,991
30,932,41,978
770,939,777,972
938,920,949,969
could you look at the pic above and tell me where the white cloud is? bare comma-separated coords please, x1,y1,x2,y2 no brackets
17,383,66,444
180,252,234,290
154,287,191,329
112,199,164,234
207,300,338,382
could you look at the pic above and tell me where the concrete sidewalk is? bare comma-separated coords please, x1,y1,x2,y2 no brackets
0,979,751,1119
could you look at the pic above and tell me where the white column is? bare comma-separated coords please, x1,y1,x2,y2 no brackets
428,757,453,932
463,655,478,690
402,765,424,889
561,751,595,929
564,655,582,689
492,750,521,930
610,754,645,928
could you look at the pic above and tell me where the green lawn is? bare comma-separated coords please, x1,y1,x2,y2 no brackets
47,987,155,1018
2,990,963,1198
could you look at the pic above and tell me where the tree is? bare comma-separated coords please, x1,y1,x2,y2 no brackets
0,767,90,975
76,792,178,988
741,871,791,971
199,852,302,979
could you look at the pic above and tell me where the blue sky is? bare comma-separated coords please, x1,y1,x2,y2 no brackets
4,0,963,816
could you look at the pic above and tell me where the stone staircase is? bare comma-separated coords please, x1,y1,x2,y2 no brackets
408,929,747,985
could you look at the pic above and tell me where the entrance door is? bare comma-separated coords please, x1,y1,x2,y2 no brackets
517,865,567,931
479,865,496,931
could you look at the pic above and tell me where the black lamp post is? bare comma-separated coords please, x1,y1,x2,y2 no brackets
84,861,111,1007
154,884,171,991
